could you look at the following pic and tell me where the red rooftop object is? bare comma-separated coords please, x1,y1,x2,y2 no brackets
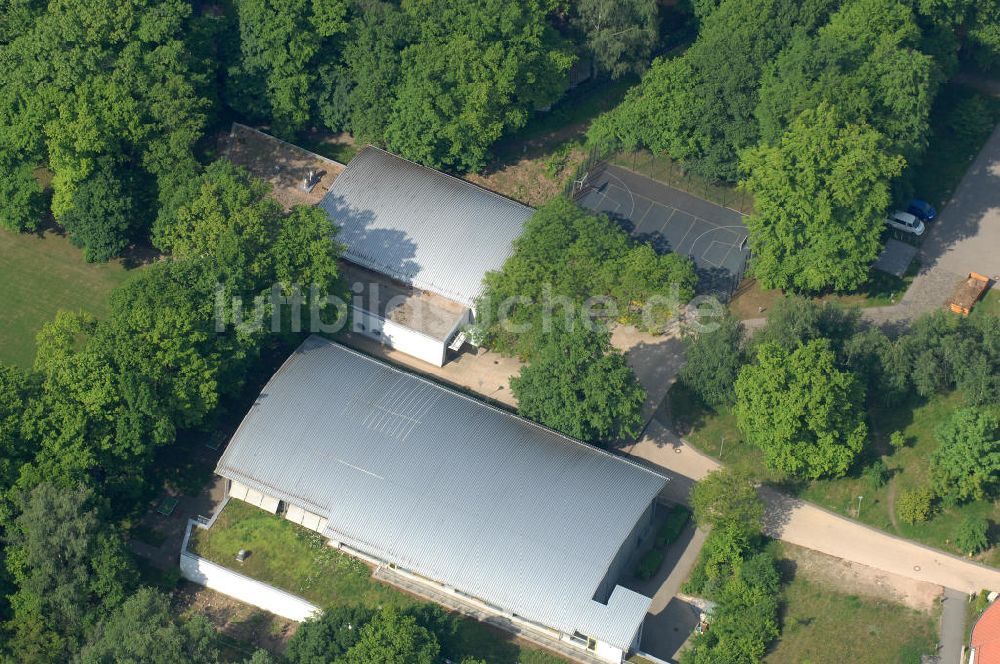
972,601,1000,664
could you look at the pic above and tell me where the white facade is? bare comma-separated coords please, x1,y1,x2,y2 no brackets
350,304,468,367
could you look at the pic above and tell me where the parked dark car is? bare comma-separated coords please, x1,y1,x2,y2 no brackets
907,199,937,221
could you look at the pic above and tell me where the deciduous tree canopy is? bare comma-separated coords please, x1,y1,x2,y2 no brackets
735,339,867,479
510,318,646,444
930,408,1000,503
740,104,904,292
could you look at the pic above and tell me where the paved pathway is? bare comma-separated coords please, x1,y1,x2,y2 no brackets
636,525,707,661
940,587,968,664
625,421,1000,596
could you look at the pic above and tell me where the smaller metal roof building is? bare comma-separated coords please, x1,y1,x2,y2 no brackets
318,147,533,308
217,336,666,649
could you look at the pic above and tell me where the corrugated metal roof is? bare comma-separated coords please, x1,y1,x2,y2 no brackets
318,146,533,308
217,336,666,648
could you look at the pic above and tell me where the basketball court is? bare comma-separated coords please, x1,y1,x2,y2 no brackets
576,164,750,298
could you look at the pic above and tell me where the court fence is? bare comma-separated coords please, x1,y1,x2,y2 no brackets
610,150,755,216
564,143,614,199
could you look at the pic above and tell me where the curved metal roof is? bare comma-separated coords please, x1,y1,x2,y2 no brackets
318,147,533,308
217,336,666,648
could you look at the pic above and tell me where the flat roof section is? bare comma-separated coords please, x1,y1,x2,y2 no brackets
224,123,345,209
217,337,667,650
342,261,468,341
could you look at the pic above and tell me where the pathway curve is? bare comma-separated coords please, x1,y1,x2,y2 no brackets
625,420,1000,595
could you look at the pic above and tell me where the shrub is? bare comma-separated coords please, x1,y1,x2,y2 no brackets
863,459,889,489
974,589,991,616
954,516,990,556
656,505,691,548
636,549,665,580
890,430,907,451
897,487,934,525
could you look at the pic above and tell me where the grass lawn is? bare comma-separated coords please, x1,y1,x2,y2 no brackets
0,226,139,367
765,544,938,664
189,500,566,664
976,289,1000,317
729,261,919,320
669,382,1000,564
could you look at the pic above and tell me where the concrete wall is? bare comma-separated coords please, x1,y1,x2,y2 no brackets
351,305,447,366
179,520,320,622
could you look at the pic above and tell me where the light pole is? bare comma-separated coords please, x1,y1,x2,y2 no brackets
719,435,725,459
857,495,864,518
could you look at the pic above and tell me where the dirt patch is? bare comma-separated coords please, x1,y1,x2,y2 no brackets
222,124,344,210
780,542,942,612
463,143,587,207
173,583,298,658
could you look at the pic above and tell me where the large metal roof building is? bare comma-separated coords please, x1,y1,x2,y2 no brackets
217,336,666,662
318,146,533,309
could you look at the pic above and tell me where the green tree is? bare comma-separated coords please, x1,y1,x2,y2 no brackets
79,588,219,664
57,161,134,263
735,339,867,479
690,469,764,536
381,0,574,172
274,205,344,295
154,160,342,298
954,516,990,556
0,364,36,495
228,0,349,134
4,483,136,662
843,327,909,406
510,318,646,444
0,0,208,224
21,259,263,512
752,296,860,356
477,197,693,356
930,408,1000,503
341,608,439,664
678,312,745,408
589,0,839,180
285,605,373,664
896,486,934,524
571,0,659,79
153,160,281,289
613,243,697,330
341,2,413,143
0,155,45,232
755,0,941,165
740,103,905,292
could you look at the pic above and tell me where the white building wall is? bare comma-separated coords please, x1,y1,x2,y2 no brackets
284,503,329,533
351,305,448,366
593,640,625,663
228,480,280,513
179,553,320,621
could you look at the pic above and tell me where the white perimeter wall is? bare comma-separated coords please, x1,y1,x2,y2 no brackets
351,305,448,366
180,548,320,622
